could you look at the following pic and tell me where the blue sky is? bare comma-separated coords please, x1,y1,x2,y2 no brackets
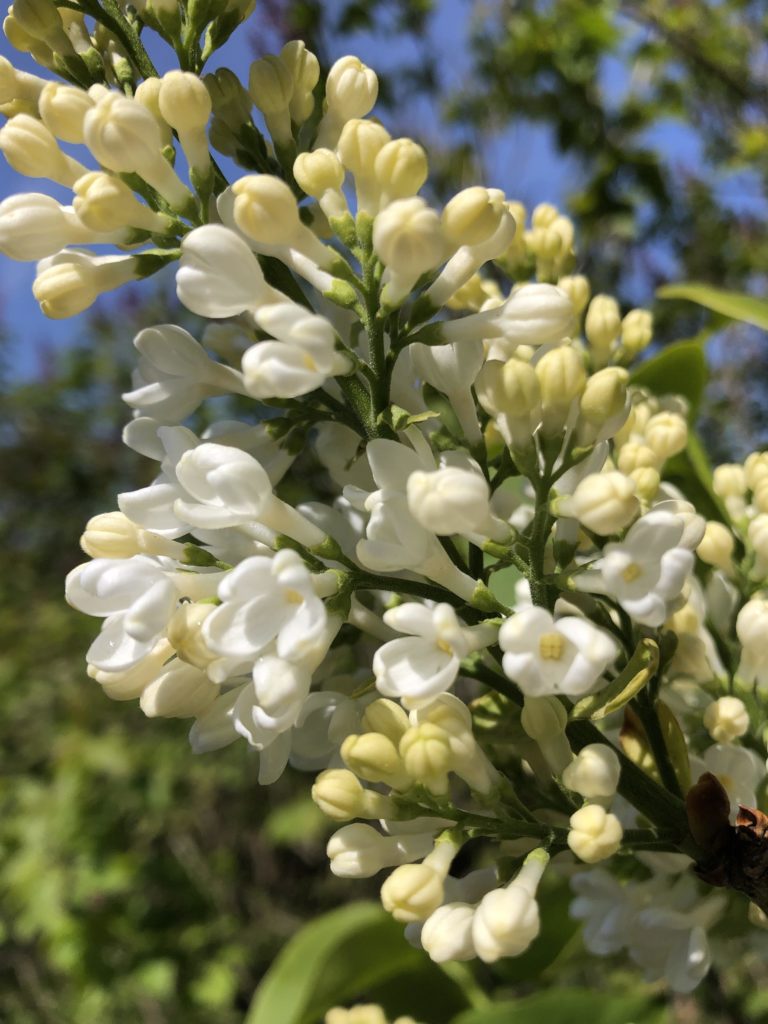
1,1,763,379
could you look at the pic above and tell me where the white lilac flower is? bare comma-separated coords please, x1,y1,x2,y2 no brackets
499,606,618,697
373,603,497,703
203,549,330,664
736,597,768,689
65,555,220,673
471,849,549,963
574,510,697,626
123,324,246,423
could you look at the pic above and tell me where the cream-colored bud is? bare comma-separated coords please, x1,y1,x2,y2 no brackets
134,77,174,147
621,308,653,356
475,357,541,449
167,603,215,669
399,723,453,794
33,253,137,319
703,697,750,744
644,411,688,461
567,805,623,863
616,442,660,475
557,274,591,315
231,173,302,244
442,186,506,248
73,171,170,234
80,511,142,558
754,479,768,515
629,466,661,502
12,0,69,49
748,514,768,576
531,202,558,228
248,54,293,113
559,471,639,536
374,137,428,203
584,294,621,354
336,117,390,177
535,344,586,436
697,521,735,572
341,732,411,790
294,148,345,195
562,743,620,799
311,769,367,820
38,81,93,143
372,197,443,276
280,40,320,123
361,698,410,744
325,55,378,120
745,452,768,492
579,367,629,428
158,70,212,132
0,114,86,186
380,862,445,923
713,463,747,499
520,696,567,743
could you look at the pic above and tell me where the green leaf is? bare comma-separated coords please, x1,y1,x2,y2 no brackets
452,988,670,1024
245,902,468,1024
657,283,768,331
630,340,708,414
664,433,727,524
571,639,659,721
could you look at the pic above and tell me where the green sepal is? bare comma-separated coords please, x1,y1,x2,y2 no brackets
377,405,439,433
469,579,509,615
570,638,659,721
323,279,358,309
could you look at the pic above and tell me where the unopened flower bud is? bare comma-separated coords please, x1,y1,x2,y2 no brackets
134,77,174,147
713,463,747,498
421,902,477,963
521,696,572,774
475,357,541,449
312,768,396,822
280,39,320,124
231,173,301,243
380,837,457,922
442,186,506,248
585,294,621,356
562,743,620,799
628,466,660,502
0,113,87,186
325,55,378,121
567,804,623,862
697,521,735,572
38,81,93,143
557,471,639,536
616,442,660,475
79,511,172,558
644,411,688,461
294,147,345,195
407,465,497,538
745,452,768,492
374,137,428,204
12,0,69,49
337,117,391,211
373,197,443,277
472,849,548,963
249,53,292,113
621,308,652,356
577,366,629,443
557,274,591,315
399,723,453,794
703,697,749,744
158,70,212,172
167,602,216,669
33,252,138,319
535,345,586,436
748,514,768,576
73,171,171,234
341,732,411,790
361,698,410,744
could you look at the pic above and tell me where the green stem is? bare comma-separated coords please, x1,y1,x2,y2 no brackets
632,696,684,799
527,492,555,610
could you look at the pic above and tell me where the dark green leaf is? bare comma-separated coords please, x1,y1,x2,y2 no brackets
630,340,708,415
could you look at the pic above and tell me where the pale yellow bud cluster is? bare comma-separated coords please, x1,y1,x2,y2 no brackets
524,202,575,280
708,451,768,583
315,54,378,149
326,1006,419,1024
612,391,689,501
583,293,653,367
249,40,320,145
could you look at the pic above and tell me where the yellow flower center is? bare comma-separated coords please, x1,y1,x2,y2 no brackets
538,632,565,661
622,562,642,583
284,588,304,604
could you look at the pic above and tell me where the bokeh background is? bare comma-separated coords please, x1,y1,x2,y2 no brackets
1,1,767,1021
